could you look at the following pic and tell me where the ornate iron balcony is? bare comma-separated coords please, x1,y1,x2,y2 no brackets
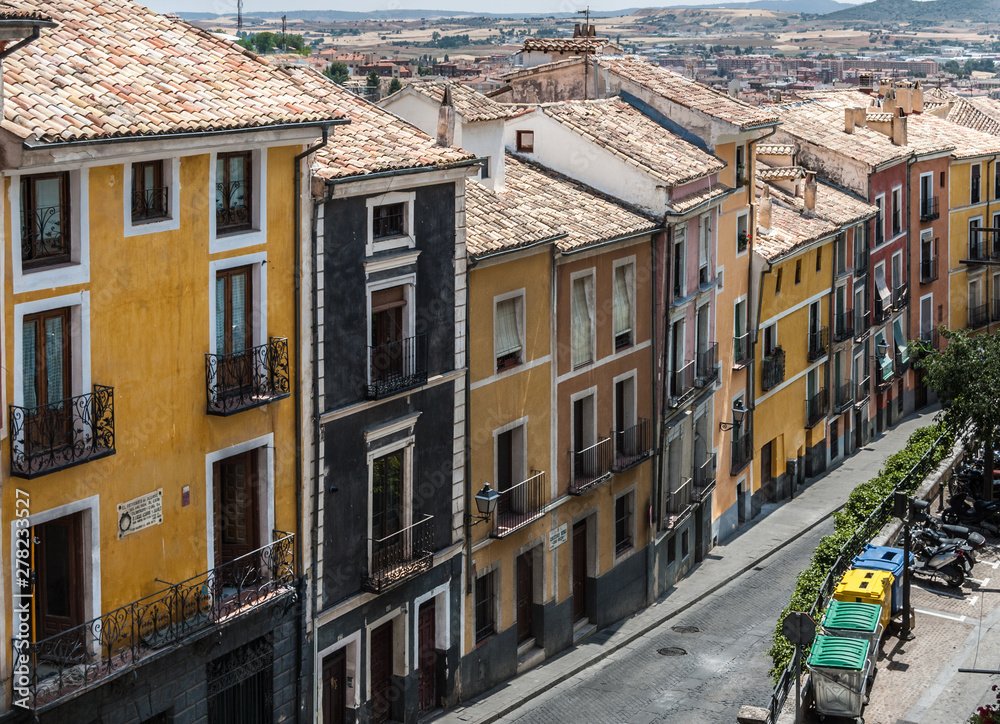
892,284,908,311
730,428,753,475
669,359,696,407
806,388,828,429
206,338,290,416
9,385,115,479
21,203,70,268
611,419,651,473
834,380,854,413
696,342,718,387
693,452,717,498
761,347,785,392
833,311,854,343
920,258,938,284
919,195,939,221
131,187,169,223
492,471,546,538
733,332,752,367
13,532,294,712
807,327,829,362
570,438,613,493
970,302,990,329
362,515,434,593
366,333,427,400
215,179,251,234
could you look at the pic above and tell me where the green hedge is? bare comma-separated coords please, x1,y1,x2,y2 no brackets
768,422,953,681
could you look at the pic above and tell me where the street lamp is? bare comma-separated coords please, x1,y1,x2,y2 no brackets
467,483,499,527
719,399,747,432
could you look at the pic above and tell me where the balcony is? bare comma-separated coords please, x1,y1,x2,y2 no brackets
853,308,870,341
730,428,753,475
920,258,938,284
9,385,115,479
131,186,169,223
693,452,717,498
834,380,854,413
873,296,891,325
964,236,999,264
806,388,828,429
919,195,939,221
854,246,868,277
362,515,434,593
761,347,786,392
492,471,546,538
807,326,829,362
666,476,693,518
669,359,696,407
569,437,613,494
733,332,752,368
21,203,70,269
695,342,719,387
15,532,294,712
833,311,854,343
969,302,990,329
205,338,290,416
892,284,908,311
611,419,652,473
856,375,871,404
366,333,428,400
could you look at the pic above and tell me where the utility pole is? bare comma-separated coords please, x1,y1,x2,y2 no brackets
282,15,287,52
237,0,243,37
577,6,590,100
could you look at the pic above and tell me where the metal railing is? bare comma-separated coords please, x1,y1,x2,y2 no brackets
761,348,786,392
853,308,870,341
968,238,992,263
492,471,547,538
920,257,938,284
805,388,828,428
853,244,868,276
856,375,871,404
807,327,829,362
206,337,290,416
834,380,854,413
366,333,428,400
970,302,990,329
131,187,169,222
570,438,614,493
215,179,251,234
696,342,718,387
362,515,434,593
919,328,939,350
13,532,295,712
874,296,891,324
21,203,70,268
667,476,693,517
612,419,651,473
669,360,696,406
892,284,908,311
733,332,752,366
919,195,939,221
731,428,753,475
9,385,115,479
833,311,853,343
693,453,717,497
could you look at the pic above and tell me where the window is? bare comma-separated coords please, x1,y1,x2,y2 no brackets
207,635,273,724
372,449,404,545
775,267,782,294
131,160,168,223
673,231,685,298
365,191,415,256
20,172,70,270
668,536,676,563
735,144,746,186
215,151,252,235
681,529,690,558
736,212,749,253
23,308,71,410
795,259,802,284
940,171,946,188
836,233,846,274
698,215,710,284
970,216,983,258
874,195,885,245
613,262,634,349
474,570,496,642
373,203,405,239
571,274,594,367
496,422,526,493
891,187,902,236
919,172,933,219
369,284,410,387
972,163,982,205
516,130,534,153
891,252,903,294
572,393,596,456
614,491,634,555
762,324,777,356
816,249,822,273
494,295,524,371
481,156,490,180
215,266,254,397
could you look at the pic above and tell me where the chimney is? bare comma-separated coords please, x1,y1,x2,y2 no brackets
573,23,582,38
436,84,455,147
882,88,896,117
854,106,866,128
803,172,817,215
896,81,912,115
913,80,924,113
845,107,855,134
758,186,772,235
891,113,908,146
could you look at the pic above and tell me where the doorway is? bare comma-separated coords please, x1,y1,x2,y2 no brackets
34,513,86,644
417,602,437,712
516,551,534,644
572,521,589,623
322,650,347,724
214,450,261,574
370,621,393,724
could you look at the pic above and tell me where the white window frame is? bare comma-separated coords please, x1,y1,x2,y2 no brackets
613,369,638,433
366,435,415,565
612,256,636,348
890,185,903,238
493,289,526,373
874,193,885,245
10,166,90,294
493,416,528,490
208,251,268,357
570,386,599,454
919,171,933,219
570,269,596,368
123,155,181,237
970,214,984,255
972,162,983,204
366,273,417,384
891,250,904,292
208,146,267,253
736,211,749,257
919,292,933,338
919,229,933,265
612,484,637,561
365,190,417,257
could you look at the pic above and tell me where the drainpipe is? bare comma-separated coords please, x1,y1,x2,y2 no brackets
986,156,995,333
652,223,672,603
293,124,331,724
464,253,475,597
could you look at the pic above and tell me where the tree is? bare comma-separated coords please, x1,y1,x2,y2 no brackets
919,327,1000,500
387,77,403,94
324,62,349,85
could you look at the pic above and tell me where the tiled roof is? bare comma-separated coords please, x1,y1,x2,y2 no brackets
528,98,725,186
669,182,734,215
598,57,780,131
924,86,958,104
0,4,51,22
798,89,877,107
465,154,657,256
4,0,351,144
907,112,1000,159
399,81,515,122
757,166,804,181
521,37,615,54
947,96,1000,137
757,144,795,156
768,100,910,168
500,57,585,81
866,112,894,123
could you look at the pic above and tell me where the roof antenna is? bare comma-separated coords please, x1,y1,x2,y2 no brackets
577,6,590,100
237,0,243,37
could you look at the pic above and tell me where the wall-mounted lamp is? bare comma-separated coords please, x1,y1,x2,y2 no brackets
719,399,747,432
467,483,499,527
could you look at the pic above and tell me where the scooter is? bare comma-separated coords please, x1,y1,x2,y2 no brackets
913,499,986,565
914,527,977,573
942,492,1000,534
910,538,966,588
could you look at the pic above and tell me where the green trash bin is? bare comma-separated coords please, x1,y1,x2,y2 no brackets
821,600,884,649
807,635,872,722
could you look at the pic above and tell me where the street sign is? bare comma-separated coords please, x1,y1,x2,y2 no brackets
782,611,816,646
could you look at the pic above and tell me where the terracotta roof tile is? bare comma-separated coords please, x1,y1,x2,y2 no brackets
907,112,1000,159
500,57,585,81
668,182,734,214
757,144,795,156
757,165,804,181
947,96,1000,137
598,57,779,131
399,81,515,122
521,37,617,54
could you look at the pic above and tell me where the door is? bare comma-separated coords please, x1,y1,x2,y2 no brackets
370,621,393,724
572,521,588,623
370,285,406,382
322,650,347,724
215,266,253,395
214,450,260,571
35,514,85,647
760,441,773,498
516,552,534,644
418,602,437,711
22,308,72,450
371,450,404,571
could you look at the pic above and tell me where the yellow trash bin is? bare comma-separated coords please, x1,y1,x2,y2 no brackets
833,568,893,630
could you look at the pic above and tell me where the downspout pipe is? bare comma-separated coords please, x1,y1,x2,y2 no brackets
293,123,331,724
986,156,994,333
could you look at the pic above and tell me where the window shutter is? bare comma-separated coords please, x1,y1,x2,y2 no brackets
613,266,631,336
494,298,521,357
22,321,36,409
572,277,593,365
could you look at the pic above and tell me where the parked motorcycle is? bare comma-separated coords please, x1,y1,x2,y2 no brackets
910,538,967,588
942,492,1000,534
913,499,987,565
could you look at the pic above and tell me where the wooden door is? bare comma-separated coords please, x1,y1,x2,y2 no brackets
215,265,253,395
36,514,85,644
22,308,72,449
370,621,393,724
322,650,347,724
417,602,437,712
214,450,260,569
516,552,534,644
761,441,772,494
572,521,588,623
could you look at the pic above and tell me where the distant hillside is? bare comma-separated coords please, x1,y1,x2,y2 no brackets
178,8,637,21
675,0,852,13
824,0,1000,22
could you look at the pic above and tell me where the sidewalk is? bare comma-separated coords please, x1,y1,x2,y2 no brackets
432,407,942,724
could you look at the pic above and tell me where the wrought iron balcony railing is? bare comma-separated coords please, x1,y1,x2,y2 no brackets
970,302,990,329
366,333,428,400
733,332,752,367
9,385,115,479
806,388,828,429
919,195,939,221
206,337,290,416
693,453,717,497
833,311,854,343
853,308,870,341
834,380,854,413
362,515,434,593
570,437,613,494
131,187,169,223
873,296,891,324
21,203,71,268
215,180,251,234
761,348,786,392
967,239,993,263
892,284,908,311
669,360,696,407
920,258,938,284
667,476,693,518
611,419,651,473
919,328,940,350
13,532,294,712
807,326,829,362
731,428,753,475
492,471,546,538
856,375,871,404
695,342,718,387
